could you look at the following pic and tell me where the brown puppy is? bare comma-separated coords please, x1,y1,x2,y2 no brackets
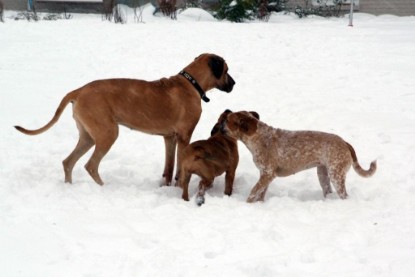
14,54,235,186
222,111,377,202
179,110,253,205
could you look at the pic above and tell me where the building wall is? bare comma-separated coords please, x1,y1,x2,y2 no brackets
360,0,415,16
288,0,415,16
2,0,415,16
1,0,107,12
3,0,27,10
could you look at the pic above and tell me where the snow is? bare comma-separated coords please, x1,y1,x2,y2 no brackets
1,4,415,276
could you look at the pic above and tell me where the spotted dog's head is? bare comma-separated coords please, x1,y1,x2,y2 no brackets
221,111,260,140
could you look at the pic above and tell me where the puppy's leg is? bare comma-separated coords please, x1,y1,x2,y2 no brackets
163,135,177,186
197,178,213,206
224,169,235,196
317,165,332,197
84,121,119,186
62,121,94,184
247,173,275,203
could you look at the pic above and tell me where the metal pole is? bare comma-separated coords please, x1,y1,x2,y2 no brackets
348,0,354,27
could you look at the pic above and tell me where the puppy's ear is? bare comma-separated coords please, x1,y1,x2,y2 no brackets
211,124,220,136
249,111,260,120
209,56,224,79
224,109,232,114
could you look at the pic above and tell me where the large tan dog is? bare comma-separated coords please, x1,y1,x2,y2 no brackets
222,111,377,202
14,53,235,186
178,109,253,205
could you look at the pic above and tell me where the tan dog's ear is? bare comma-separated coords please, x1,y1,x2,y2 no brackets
249,111,260,120
208,56,225,79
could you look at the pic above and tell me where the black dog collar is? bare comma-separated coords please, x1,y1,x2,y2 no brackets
179,70,210,103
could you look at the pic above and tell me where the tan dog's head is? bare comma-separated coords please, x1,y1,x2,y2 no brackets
221,111,260,140
187,54,235,93
211,109,233,136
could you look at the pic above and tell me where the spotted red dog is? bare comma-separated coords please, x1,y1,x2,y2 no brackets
222,111,377,202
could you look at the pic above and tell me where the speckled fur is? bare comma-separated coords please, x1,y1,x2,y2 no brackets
223,111,377,202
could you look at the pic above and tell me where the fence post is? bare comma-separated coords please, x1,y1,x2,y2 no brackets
348,0,354,27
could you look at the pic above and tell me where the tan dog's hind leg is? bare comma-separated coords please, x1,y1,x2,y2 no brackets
247,173,275,203
317,165,333,197
163,135,177,186
83,119,119,186
62,121,94,184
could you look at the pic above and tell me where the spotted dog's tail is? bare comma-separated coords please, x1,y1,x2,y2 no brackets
346,142,377,177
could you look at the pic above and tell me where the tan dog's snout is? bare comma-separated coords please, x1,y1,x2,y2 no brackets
220,74,235,93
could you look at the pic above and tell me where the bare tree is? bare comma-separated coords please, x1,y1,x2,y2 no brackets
104,0,126,23
0,1,4,23
132,0,145,23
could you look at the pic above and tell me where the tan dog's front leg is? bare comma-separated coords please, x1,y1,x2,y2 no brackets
247,172,275,203
163,135,177,186
175,132,192,183
179,171,191,202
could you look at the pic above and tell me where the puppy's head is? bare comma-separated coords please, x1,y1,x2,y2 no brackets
222,111,260,140
211,109,232,136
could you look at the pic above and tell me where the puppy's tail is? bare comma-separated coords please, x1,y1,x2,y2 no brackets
346,142,377,177
194,146,230,170
14,91,78,136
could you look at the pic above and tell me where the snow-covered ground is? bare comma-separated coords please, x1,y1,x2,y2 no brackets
1,5,415,276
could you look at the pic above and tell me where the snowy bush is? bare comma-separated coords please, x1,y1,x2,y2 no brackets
294,0,347,18
215,0,256,22
256,0,289,21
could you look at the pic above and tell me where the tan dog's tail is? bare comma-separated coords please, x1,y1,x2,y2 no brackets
346,142,377,177
14,91,78,135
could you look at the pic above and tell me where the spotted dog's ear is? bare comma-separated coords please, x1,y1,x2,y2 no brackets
208,56,224,79
249,111,260,120
240,120,250,133
239,114,258,135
